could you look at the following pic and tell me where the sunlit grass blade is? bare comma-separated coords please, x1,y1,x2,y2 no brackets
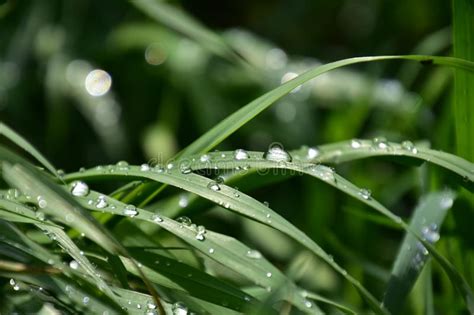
0,123,57,175
382,191,455,314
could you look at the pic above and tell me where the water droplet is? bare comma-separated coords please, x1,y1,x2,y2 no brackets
304,300,312,308
310,165,336,182
195,225,206,241
281,72,301,93
234,149,250,160
207,181,221,191
306,147,320,159
401,140,418,154
146,302,157,310
372,137,389,150
416,241,429,256
266,272,272,278
95,195,108,209
440,195,453,209
264,144,292,162
116,160,129,171
71,181,90,197
153,165,165,173
140,164,151,171
151,214,163,223
200,154,210,163
123,204,138,217
177,216,192,226
209,248,215,254
358,188,371,200
246,250,262,259
422,225,440,243
351,139,362,149
172,302,188,315
180,165,192,174
85,69,112,97
167,163,174,170
83,296,90,305
37,196,47,209
178,194,189,208
69,260,79,270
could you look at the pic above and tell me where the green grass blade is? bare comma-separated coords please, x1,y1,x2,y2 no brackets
65,166,389,314
382,191,455,314
178,55,474,158
453,0,474,162
0,123,57,176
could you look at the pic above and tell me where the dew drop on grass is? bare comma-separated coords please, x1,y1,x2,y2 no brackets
358,188,371,200
281,72,301,93
70,181,90,197
172,302,188,315
306,147,320,159
209,248,215,254
246,250,262,259
180,165,192,174
140,163,150,171
234,149,250,160
207,181,221,191
195,225,206,241
178,194,189,208
116,160,129,171
266,272,272,278
310,165,336,183
167,163,174,170
69,260,79,270
351,139,362,149
422,224,440,243
151,214,163,222
85,69,111,96
372,137,389,150
401,140,418,154
95,195,108,209
200,154,210,163
37,196,47,208
264,144,292,162
123,204,138,217
304,300,313,308
83,296,90,305
177,216,192,226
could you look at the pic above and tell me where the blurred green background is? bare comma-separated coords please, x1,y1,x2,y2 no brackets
1,1,468,312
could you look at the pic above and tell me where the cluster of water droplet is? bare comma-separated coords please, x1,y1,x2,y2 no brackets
412,223,440,271
176,216,207,241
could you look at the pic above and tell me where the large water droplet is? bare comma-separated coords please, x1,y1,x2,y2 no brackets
95,195,108,209
71,181,90,197
234,149,250,160
264,144,292,162
85,69,112,97
116,161,129,171
281,72,301,93
207,181,221,191
123,204,138,217
358,188,371,200
177,216,192,226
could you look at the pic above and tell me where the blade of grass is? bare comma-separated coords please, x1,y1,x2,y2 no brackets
382,191,455,314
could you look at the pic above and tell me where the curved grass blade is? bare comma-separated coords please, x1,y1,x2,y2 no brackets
178,55,474,158
72,189,320,314
65,167,388,314
0,123,57,176
382,191,456,314
1,163,165,312
292,140,474,190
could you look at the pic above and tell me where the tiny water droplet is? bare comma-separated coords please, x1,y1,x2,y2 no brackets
234,149,250,160
177,216,192,226
123,204,138,217
140,163,150,171
304,300,312,308
178,194,189,208
372,137,389,150
95,195,108,209
195,225,206,241
200,154,210,163
264,144,292,162
180,165,192,174
401,140,418,154
83,296,90,305
246,250,262,259
172,302,188,315
151,214,163,223
306,147,320,159
69,260,79,270
207,181,221,191
209,248,215,254
358,188,371,200
422,225,440,243
37,196,48,209
71,181,90,197
351,139,362,149
266,272,272,278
